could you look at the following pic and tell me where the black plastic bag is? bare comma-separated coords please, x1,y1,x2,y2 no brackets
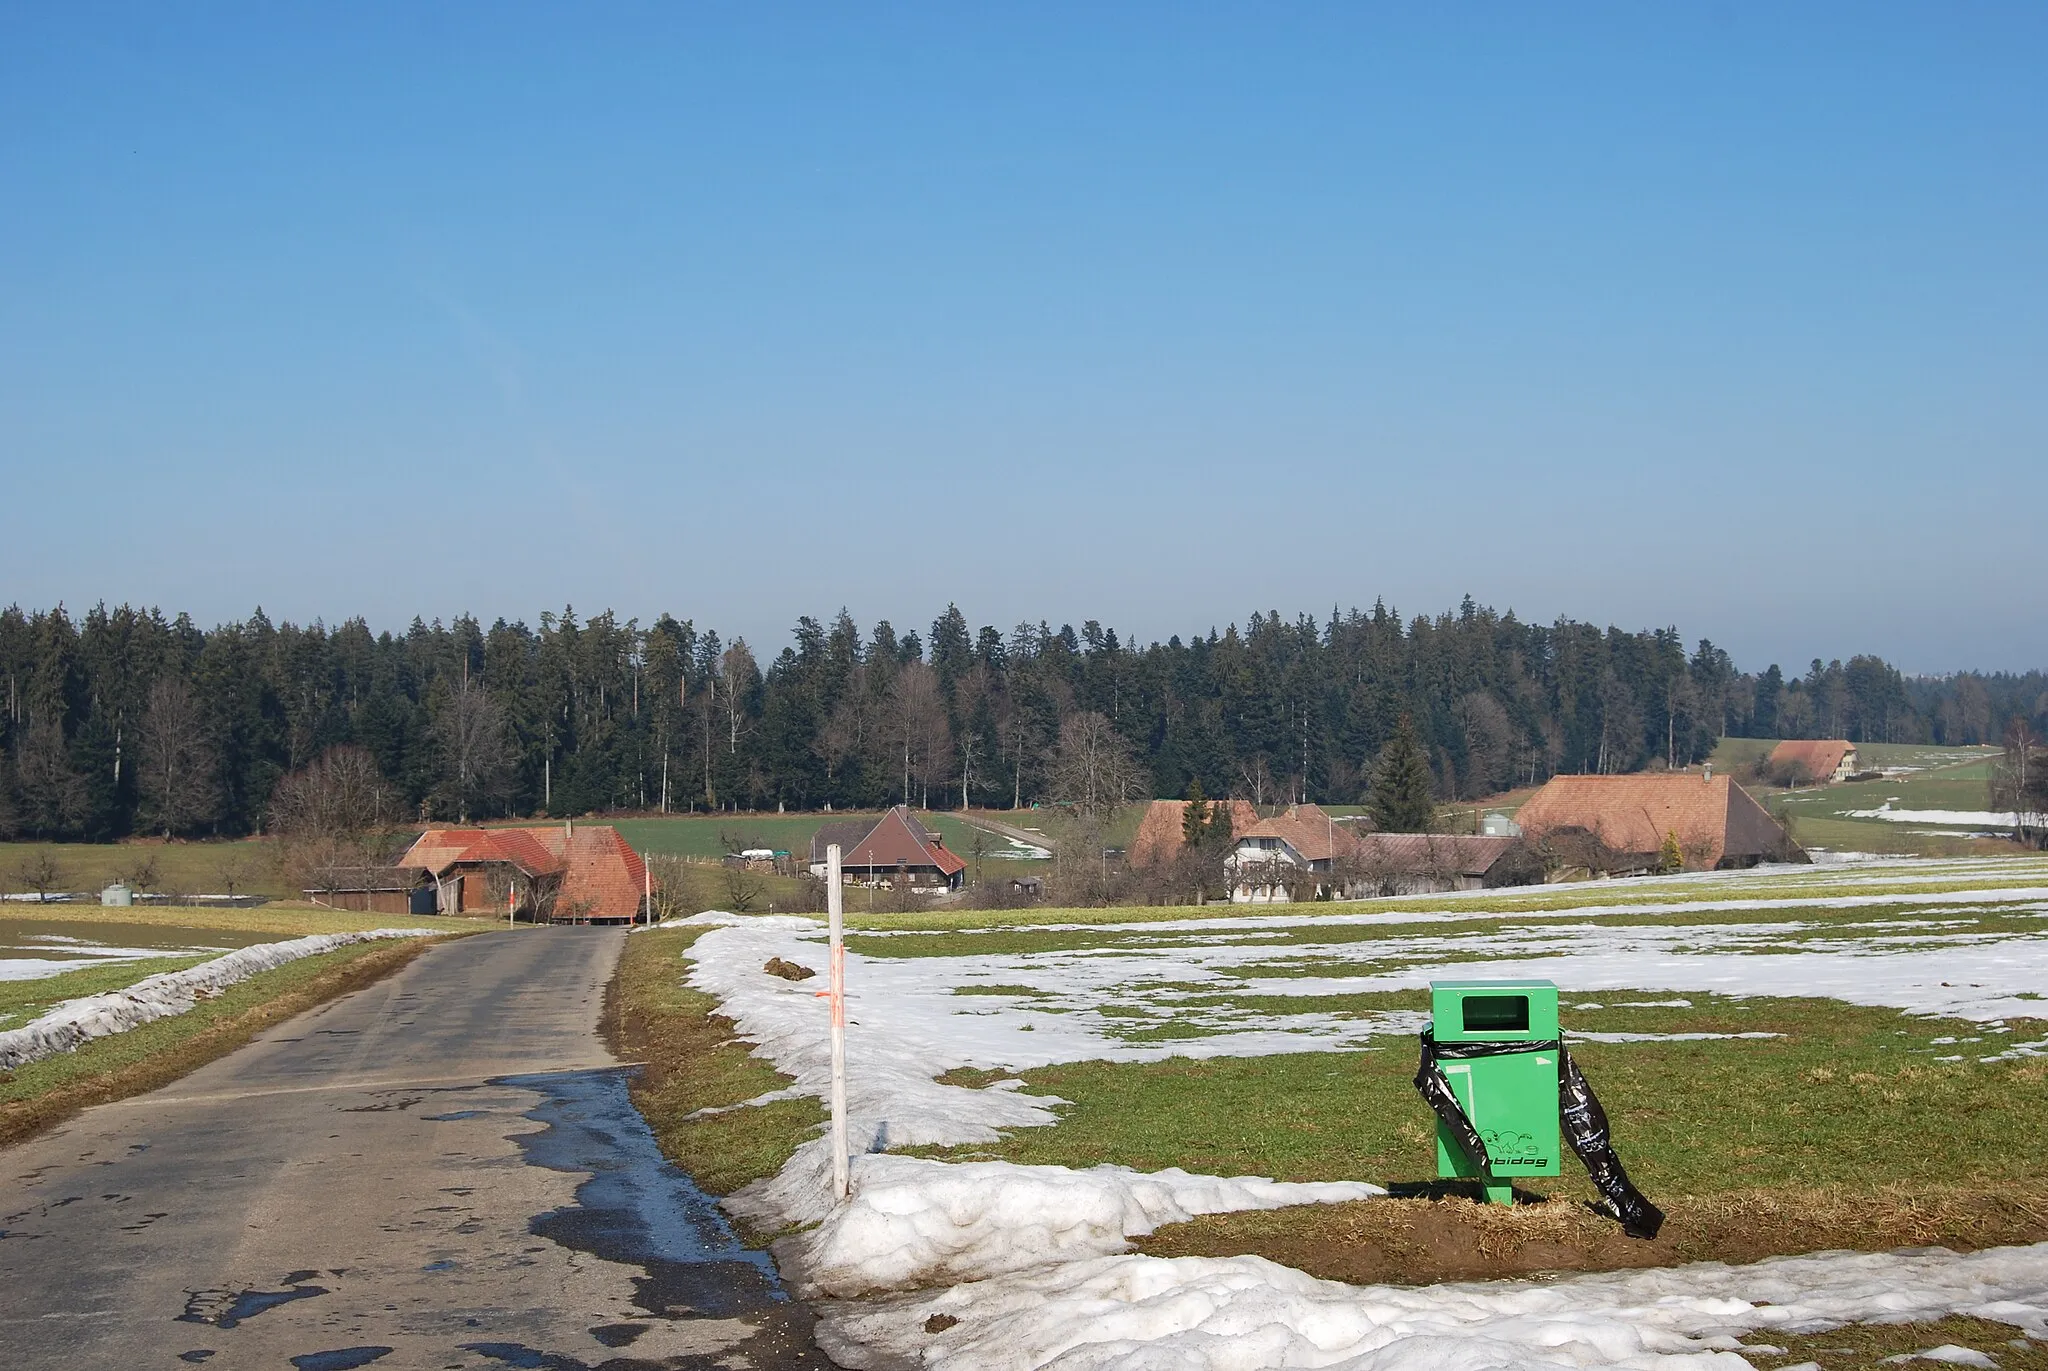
1413,1030,1664,1240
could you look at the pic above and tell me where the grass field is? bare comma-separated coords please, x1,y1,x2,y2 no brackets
646,851,2048,1289
0,838,290,899
0,900,479,939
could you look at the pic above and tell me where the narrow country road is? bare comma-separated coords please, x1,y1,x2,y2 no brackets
0,928,832,1371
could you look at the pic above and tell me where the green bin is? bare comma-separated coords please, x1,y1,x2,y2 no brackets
1429,979,1561,1204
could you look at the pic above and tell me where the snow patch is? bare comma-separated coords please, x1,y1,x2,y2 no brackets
783,1154,1383,1298
0,928,437,1069
819,1244,2048,1371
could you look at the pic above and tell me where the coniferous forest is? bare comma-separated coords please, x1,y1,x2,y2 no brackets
1,599,2042,841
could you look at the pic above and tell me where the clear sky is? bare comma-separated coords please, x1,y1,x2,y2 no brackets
3,3,2042,674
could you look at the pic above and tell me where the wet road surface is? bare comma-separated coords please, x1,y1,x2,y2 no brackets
0,927,833,1370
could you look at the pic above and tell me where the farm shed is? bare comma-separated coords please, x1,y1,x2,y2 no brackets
1768,739,1860,784
1514,772,1804,871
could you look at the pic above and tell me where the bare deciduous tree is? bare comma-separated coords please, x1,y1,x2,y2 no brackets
14,850,65,902
431,680,513,823
139,675,218,837
888,663,952,809
1455,692,1515,799
1992,719,2048,849
1047,711,1149,816
268,744,396,886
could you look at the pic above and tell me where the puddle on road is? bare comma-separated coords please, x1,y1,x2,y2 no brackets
498,1068,789,1323
178,1272,330,1328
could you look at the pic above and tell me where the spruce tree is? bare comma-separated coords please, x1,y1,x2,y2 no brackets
1657,830,1684,874
1181,778,1212,849
1367,716,1436,833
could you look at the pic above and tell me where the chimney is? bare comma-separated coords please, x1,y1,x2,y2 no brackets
1703,763,1713,782
566,817,574,839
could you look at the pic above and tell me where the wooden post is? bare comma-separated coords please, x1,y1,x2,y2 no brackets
827,842,849,1202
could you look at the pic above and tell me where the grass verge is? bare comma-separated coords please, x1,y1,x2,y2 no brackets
0,936,442,1147
605,925,821,1209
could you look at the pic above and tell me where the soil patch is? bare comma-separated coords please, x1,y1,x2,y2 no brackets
1139,1184,2048,1285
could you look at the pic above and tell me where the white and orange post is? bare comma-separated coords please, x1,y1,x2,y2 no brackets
826,842,850,1201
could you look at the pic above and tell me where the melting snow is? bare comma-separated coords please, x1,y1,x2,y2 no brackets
818,1245,2048,1371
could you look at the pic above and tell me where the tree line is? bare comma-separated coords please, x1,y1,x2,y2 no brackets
1,598,2043,841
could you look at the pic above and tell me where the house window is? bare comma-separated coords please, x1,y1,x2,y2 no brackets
1257,837,1278,850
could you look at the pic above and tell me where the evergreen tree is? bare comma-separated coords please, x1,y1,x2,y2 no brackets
1657,829,1684,874
1181,778,1211,849
1366,715,1435,833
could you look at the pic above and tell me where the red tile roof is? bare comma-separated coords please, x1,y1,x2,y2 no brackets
1236,803,1351,863
1768,739,1857,783
1514,773,1793,867
399,823,647,921
1352,833,1521,878
1129,798,1262,866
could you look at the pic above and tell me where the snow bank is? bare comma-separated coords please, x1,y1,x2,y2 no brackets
0,928,436,1069
691,915,1070,1232
819,1244,2048,1371
783,1153,1384,1298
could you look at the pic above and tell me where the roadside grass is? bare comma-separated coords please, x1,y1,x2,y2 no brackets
0,901,491,939
0,955,214,1031
0,936,443,1146
0,838,290,899
605,926,822,1207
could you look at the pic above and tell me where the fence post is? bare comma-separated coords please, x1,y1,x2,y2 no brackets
827,843,850,1201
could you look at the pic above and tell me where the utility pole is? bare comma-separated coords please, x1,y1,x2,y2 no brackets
826,844,849,1201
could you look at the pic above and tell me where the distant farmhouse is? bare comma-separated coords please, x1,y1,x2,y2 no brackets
809,806,965,891
1226,802,1532,902
1767,739,1859,785
307,822,648,924
1128,798,1261,867
1514,772,1804,871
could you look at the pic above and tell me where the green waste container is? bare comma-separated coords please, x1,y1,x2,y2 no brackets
1428,979,1561,1205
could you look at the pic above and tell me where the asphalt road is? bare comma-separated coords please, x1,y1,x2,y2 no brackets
0,927,833,1371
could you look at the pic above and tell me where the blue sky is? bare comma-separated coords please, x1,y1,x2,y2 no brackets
3,3,2042,673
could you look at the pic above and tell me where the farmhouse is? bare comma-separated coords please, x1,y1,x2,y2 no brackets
1514,772,1803,871
392,822,649,923
1225,804,1534,901
808,806,966,890
1128,797,1262,867
1768,738,1859,785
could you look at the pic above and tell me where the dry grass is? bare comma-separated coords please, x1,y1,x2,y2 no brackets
0,900,486,937
1750,1315,2048,1369
0,936,440,1147
1139,1184,2048,1285
604,926,822,1215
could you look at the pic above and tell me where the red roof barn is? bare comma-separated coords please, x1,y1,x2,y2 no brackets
397,822,649,923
